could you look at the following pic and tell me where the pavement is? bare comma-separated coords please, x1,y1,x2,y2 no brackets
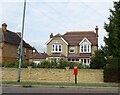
1,84,119,94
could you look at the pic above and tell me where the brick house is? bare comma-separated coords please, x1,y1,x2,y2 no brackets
0,23,33,63
46,26,99,65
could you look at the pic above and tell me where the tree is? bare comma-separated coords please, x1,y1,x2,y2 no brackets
103,1,120,82
104,1,120,58
90,49,106,69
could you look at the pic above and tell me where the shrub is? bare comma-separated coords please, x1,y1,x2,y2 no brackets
0,63,2,67
69,62,89,69
39,60,51,68
104,57,120,83
30,62,37,68
58,59,70,69
21,62,29,68
3,62,18,68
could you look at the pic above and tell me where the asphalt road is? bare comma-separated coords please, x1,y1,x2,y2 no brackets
1,86,119,94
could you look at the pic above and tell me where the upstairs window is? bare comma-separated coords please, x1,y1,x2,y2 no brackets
52,44,62,52
69,46,75,53
79,37,92,53
80,44,91,53
59,44,62,51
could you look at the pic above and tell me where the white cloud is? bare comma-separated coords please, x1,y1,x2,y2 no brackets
1,0,115,51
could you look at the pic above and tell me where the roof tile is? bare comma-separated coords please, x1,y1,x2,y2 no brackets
62,31,98,45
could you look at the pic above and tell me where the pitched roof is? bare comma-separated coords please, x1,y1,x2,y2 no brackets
0,28,33,50
62,31,98,45
54,33,61,37
46,33,68,45
30,53,47,59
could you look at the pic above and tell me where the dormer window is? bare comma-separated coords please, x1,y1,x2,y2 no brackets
69,46,75,53
80,44,91,53
52,43,62,53
79,37,91,53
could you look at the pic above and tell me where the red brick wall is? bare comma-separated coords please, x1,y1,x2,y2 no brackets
2,57,17,62
2,42,33,63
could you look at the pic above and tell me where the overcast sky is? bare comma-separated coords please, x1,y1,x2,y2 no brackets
0,0,118,52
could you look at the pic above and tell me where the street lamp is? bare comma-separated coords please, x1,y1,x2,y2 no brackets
18,0,26,82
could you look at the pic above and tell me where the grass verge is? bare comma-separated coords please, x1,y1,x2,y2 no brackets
1,81,119,87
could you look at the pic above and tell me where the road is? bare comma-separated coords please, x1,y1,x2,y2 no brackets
1,86,119,94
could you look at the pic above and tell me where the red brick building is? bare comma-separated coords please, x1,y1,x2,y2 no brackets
0,23,33,63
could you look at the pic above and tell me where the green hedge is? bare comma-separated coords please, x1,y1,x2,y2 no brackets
104,68,119,83
1,59,90,69
103,58,120,83
1,62,33,68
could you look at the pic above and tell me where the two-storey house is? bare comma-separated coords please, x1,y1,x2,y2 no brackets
46,26,98,65
0,23,33,63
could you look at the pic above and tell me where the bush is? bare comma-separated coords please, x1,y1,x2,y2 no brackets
58,59,70,69
104,57,120,83
21,62,29,68
1,61,35,68
90,50,106,69
30,62,37,68
3,62,18,68
0,63,2,67
104,68,119,82
1,59,90,69
39,60,51,68
69,62,90,69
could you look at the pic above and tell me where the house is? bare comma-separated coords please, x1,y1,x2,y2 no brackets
29,52,47,64
46,26,99,65
0,23,34,63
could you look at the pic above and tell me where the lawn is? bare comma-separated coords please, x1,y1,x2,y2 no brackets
1,81,119,87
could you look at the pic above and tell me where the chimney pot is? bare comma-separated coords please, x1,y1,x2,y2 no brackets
95,26,99,37
2,23,7,32
50,33,53,38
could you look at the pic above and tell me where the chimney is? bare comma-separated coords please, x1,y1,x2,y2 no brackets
50,33,53,38
2,23,7,32
95,26,99,37
17,32,21,37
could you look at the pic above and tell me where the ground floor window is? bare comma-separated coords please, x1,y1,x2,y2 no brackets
81,59,90,65
68,58,79,62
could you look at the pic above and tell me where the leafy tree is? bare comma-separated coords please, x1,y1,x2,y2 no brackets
90,49,106,69
104,1,120,58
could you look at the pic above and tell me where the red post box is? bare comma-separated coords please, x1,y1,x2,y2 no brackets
74,66,78,75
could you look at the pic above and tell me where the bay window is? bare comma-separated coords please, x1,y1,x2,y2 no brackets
81,59,90,64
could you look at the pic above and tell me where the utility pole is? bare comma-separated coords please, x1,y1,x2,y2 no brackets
18,0,26,82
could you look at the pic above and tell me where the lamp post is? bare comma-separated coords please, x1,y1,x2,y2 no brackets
18,0,26,82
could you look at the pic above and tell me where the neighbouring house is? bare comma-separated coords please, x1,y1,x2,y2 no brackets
29,52,47,64
46,26,99,65
0,23,34,63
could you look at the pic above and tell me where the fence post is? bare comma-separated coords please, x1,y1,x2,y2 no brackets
65,67,70,82
27,66,32,81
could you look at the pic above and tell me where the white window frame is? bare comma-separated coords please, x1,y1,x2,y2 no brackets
69,46,75,53
81,59,90,65
80,44,91,53
79,37,92,53
52,43,62,53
